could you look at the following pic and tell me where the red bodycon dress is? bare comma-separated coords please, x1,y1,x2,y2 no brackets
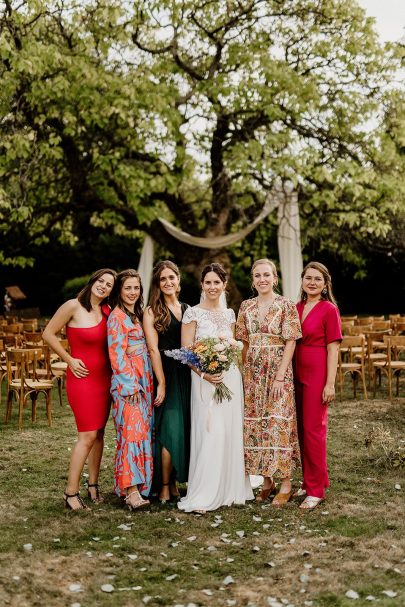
294,301,342,499
66,305,112,432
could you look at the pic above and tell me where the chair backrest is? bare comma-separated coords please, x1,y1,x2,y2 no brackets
7,323,24,334
23,331,43,344
6,348,38,383
357,317,374,326
341,322,354,334
347,325,372,335
341,316,357,322
383,335,405,362
394,321,405,335
2,335,18,348
23,321,39,332
372,320,391,331
339,335,365,363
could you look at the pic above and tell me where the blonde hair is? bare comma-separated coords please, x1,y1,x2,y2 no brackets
251,258,279,288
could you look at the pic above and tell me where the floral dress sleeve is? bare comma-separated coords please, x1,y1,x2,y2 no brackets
107,311,143,397
281,298,302,341
235,300,249,342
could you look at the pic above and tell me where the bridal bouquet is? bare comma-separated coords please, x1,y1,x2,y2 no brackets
165,336,243,403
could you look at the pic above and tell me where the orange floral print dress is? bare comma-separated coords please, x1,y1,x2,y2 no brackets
236,295,302,478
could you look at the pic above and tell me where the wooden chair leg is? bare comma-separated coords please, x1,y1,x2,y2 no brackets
46,391,52,426
31,393,38,422
5,392,12,423
362,370,368,400
57,378,63,407
18,396,24,431
388,369,393,402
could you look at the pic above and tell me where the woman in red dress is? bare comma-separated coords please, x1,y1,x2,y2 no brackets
43,268,116,510
294,262,342,510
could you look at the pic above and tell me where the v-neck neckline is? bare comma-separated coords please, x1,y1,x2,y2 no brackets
300,300,322,325
169,306,183,323
256,295,278,326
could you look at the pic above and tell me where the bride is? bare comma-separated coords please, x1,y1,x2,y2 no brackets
178,263,254,513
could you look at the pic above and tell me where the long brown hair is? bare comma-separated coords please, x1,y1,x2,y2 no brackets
149,260,181,332
112,269,144,323
300,261,337,305
77,268,116,312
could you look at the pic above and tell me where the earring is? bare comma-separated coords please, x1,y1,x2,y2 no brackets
321,288,327,296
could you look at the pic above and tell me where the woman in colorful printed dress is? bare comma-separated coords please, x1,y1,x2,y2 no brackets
294,262,342,510
107,269,156,510
236,259,301,506
43,268,116,510
143,261,191,503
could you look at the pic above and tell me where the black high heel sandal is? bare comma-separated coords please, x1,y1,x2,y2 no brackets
64,492,90,510
87,482,104,503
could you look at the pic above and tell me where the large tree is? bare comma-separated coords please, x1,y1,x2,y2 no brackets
0,0,403,293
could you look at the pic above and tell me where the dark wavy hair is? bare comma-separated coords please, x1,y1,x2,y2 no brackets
299,261,337,305
77,268,116,312
201,263,227,284
112,269,144,323
148,260,181,333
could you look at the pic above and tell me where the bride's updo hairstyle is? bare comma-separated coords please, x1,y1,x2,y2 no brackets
149,260,181,333
201,263,227,284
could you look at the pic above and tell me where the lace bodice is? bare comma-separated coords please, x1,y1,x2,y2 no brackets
182,306,236,340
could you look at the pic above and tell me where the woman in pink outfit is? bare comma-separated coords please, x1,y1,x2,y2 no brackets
294,262,342,510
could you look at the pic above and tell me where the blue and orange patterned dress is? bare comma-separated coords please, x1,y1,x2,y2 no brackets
107,307,154,498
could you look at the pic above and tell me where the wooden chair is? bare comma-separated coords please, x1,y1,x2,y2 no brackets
373,336,405,401
361,330,391,387
337,336,368,400
4,349,54,431
33,344,66,407
341,316,357,323
22,321,39,332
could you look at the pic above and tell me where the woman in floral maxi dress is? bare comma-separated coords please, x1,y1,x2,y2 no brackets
236,259,302,506
108,269,156,510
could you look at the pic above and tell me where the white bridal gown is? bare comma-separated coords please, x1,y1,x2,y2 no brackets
178,306,254,512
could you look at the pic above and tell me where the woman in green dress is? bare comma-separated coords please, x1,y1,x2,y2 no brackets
143,261,191,502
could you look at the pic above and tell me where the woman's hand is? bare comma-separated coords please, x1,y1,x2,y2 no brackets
270,378,284,400
69,358,89,378
202,372,224,385
154,382,166,406
322,382,335,404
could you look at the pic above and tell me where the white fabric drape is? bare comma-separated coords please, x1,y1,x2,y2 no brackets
277,190,303,302
158,195,279,248
137,234,154,302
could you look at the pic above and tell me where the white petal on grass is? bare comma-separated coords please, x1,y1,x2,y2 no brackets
165,574,178,581
23,544,33,552
299,574,309,583
101,584,115,593
105,553,113,557
226,557,235,563
253,546,260,552
263,524,270,529
132,586,142,590
207,545,217,551
85,551,93,557
382,590,397,598
202,589,213,596
68,584,83,593
160,552,167,557
211,523,220,528
253,516,262,522
266,562,276,568
117,524,131,531
71,603,81,607
91,537,100,541
236,530,245,538
345,590,359,599
187,536,197,542
394,484,401,490
321,511,329,516
223,576,234,585
53,538,60,543
12,576,20,581
365,596,376,601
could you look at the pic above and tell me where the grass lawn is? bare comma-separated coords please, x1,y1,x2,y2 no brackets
0,385,403,607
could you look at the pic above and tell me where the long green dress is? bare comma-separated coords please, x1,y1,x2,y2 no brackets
152,303,191,491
